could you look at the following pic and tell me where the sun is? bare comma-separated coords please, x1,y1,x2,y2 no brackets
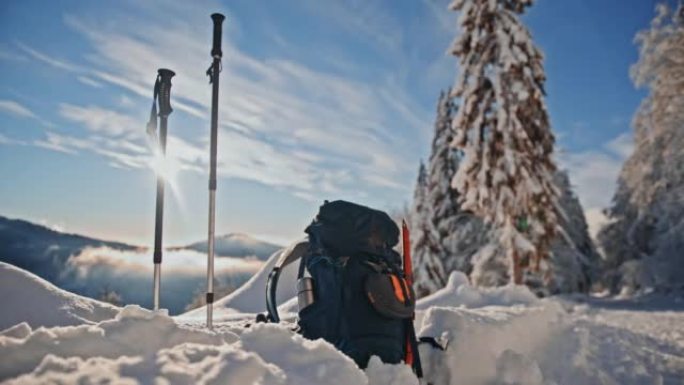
149,149,180,185
145,140,188,215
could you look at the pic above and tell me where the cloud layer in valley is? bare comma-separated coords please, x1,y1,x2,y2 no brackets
62,246,263,315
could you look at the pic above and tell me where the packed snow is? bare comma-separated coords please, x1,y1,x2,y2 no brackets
1,259,683,384
179,247,300,323
0,262,119,330
415,272,538,311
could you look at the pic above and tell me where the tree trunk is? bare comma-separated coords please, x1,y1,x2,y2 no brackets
512,250,523,285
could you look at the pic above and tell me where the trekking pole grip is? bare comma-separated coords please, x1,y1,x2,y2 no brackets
157,68,175,117
211,13,225,58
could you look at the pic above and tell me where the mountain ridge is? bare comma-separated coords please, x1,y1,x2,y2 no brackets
177,232,282,261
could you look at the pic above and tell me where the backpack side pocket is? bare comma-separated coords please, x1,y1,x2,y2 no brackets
298,255,343,341
364,272,415,319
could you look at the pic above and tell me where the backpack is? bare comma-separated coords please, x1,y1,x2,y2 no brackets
264,200,421,371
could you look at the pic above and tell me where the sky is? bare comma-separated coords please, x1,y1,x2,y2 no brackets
0,0,662,247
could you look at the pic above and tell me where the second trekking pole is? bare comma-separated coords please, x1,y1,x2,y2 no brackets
149,68,175,311
205,13,225,329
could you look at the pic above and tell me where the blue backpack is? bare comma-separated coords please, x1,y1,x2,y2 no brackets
265,201,421,372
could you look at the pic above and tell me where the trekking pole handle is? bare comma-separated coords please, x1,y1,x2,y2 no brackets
157,68,175,117
211,13,225,58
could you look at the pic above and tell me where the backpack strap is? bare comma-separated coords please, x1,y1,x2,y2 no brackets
418,336,448,351
336,254,352,352
265,239,310,323
265,267,281,323
146,75,161,143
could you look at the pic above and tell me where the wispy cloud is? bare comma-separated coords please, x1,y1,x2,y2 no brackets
0,133,26,146
15,41,83,72
0,98,53,127
299,0,404,53
59,103,142,138
34,131,92,154
421,0,457,34
559,130,633,211
33,130,151,168
604,132,634,159
77,76,103,88
0,47,28,62
0,99,38,119
26,3,432,200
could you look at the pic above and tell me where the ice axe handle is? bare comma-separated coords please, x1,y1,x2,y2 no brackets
211,13,225,58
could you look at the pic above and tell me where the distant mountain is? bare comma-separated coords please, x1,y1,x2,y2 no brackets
0,216,276,315
180,233,282,261
0,215,139,283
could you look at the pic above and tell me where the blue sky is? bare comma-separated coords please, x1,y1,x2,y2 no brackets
0,0,661,246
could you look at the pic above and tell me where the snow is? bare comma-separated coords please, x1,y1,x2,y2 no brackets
416,271,539,311
0,261,119,330
179,246,299,323
1,259,683,384
0,305,238,381
492,350,544,385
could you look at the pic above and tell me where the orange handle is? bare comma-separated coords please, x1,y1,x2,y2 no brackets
401,220,414,286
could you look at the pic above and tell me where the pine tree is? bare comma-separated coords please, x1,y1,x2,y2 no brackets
599,3,684,293
427,90,490,277
547,171,600,293
98,286,123,306
411,161,448,296
413,90,490,296
470,170,599,295
449,0,559,285
426,91,466,272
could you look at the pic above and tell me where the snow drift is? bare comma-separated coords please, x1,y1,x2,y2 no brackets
179,244,300,322
0,261,119,330
1,259,683,384
416,272,539,311
0,305,408,384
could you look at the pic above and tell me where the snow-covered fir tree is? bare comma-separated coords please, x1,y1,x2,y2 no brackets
412,91,490,296
411,161,447,297
547,171,600,293
599,2,684,294
412,90,598,295
426,90,473,274
471,170,599,295
449,0,559,285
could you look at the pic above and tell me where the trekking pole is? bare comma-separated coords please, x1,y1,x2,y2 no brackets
205,13,225,329
149,68,175,311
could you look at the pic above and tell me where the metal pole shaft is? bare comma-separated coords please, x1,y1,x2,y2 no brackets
206,13,224,329
152,110,168,311
207,189,216,327
152,68,174,311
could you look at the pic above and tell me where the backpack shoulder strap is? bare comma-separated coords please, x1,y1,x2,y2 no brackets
266,239,310,323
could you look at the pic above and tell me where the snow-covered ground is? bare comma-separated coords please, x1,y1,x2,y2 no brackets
1,260,683,384
0,262,119,330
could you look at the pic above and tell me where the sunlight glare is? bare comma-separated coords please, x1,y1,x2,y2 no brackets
149,150,180,185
